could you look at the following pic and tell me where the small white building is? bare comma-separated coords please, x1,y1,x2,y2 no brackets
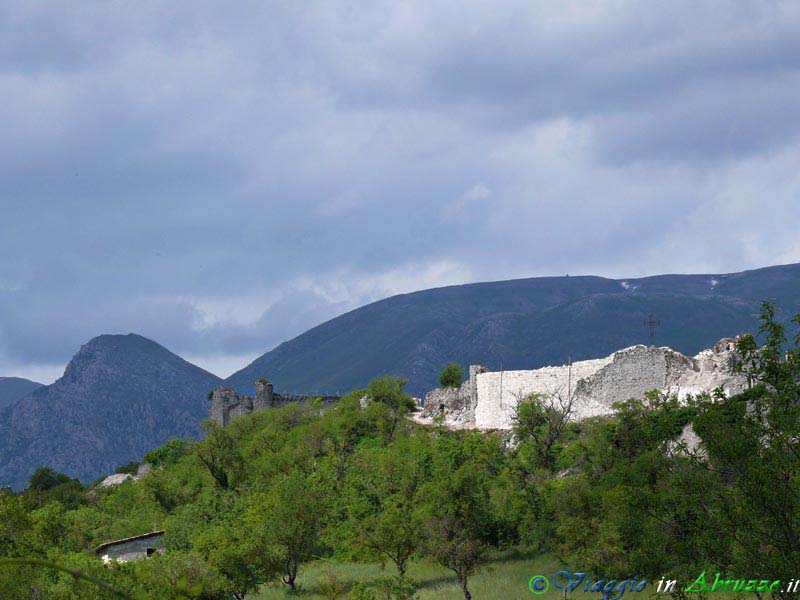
94,530,165,563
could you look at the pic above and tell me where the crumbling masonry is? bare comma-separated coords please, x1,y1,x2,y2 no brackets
209,378,340,427
420,338,748,430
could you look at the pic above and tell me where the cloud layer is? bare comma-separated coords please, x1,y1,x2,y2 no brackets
1,1,799,381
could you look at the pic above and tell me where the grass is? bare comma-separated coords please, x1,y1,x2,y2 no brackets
252,551,567,600
251,553,758,600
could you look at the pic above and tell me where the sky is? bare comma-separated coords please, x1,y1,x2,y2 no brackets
2,1,800,383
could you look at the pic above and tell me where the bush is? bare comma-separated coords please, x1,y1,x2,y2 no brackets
28,467,74,492
349,582,377,600
144,438,191,467
376,576,418,600
438,362,463,388
366,377,414,411
319,572,346,599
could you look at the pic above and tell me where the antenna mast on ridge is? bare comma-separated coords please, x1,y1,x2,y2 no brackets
643,313,661,342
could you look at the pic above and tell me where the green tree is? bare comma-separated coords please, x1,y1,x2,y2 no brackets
364,376,415,441
246,470,327,592
0,493,32,557
144,438,191,467
512,391,574,472
195,420,243,490
438,363,464,389
26,467,83,509
133,551,231,599
28,467,73,492
416,433,502,600
196,523,273,600
690,303,800,592
343,435,427,577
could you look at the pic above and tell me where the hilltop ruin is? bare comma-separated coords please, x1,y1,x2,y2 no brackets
209,378,340,427
420,337,748,429
211,339,748,431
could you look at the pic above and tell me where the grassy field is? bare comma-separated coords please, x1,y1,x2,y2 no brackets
253,551,568,600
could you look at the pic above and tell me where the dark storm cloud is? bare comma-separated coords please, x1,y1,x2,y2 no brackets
1,0,799,380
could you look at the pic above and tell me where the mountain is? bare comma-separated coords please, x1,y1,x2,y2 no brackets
0,334,221,490
226,263,800,397
3,263,798,488
0,377,43,411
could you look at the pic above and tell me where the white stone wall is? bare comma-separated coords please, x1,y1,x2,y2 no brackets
474,356,613,429
472,339,746,430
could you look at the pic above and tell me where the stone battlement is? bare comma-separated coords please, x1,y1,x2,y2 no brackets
209,378,340,426
422,337,748,430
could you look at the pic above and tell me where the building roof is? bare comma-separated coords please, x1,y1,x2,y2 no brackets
93,530,165,555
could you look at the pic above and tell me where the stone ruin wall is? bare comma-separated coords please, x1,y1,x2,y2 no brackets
423,337,748,430
474,354,615,429
420,382,471,425
210,378,340,427
420,365,487,426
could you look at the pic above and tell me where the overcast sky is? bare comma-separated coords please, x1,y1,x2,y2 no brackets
2,1,800,383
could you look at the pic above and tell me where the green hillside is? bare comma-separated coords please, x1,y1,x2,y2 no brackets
1,308,798,599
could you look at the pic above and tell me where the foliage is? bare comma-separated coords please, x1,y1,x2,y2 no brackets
349,581,376,600
28,466,75,491
438,363,463,389
415,432,504,600
375,575,419,599
3,325,800,600
195,420,244,490
340,434,427,576
690,302,800,591
245,469,328,592
363,376,416,440
144,438,192,468
512,391,574,471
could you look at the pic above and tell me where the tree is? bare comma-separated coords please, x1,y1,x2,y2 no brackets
132,551,231,599
439,363,464,389
511,388,574,472
0,493,32,557
246,470,327,592
26,467,83,509
366,376,414,411
343,435,427,577
365,376,415,441
311,393,378,485
144,438,191,467
690,303,800,593
416,433,502,600
196,524,273,600
28,467,73,492
547,391,702,577
195,420,243,490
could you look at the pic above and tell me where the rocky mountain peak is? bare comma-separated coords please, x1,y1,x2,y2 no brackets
0,334,222,490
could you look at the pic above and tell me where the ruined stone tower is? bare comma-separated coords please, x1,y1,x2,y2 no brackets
209,378,340,427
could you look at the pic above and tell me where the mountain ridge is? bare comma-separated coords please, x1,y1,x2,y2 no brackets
225,262,800,396
0,377,43,412
2,263,799,488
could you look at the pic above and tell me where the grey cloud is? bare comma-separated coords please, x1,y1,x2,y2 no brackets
317,2,800,159
1,1,799,379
